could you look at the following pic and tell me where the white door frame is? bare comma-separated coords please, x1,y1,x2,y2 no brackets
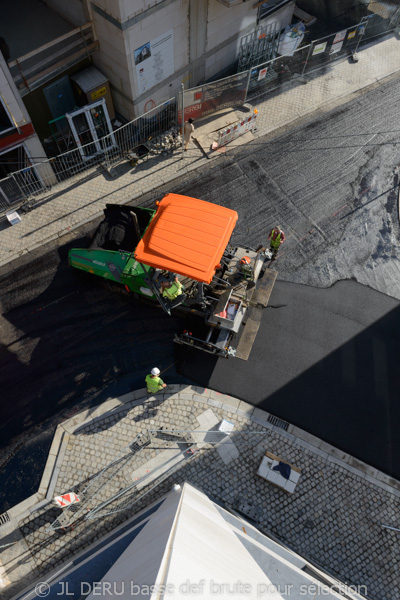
66,98,116,160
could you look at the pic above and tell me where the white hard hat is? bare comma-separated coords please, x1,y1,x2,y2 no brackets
151,367,160,376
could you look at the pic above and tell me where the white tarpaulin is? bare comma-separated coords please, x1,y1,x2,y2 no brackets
278,22,305,56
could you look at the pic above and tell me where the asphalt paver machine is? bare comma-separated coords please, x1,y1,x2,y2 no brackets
69,193,276,359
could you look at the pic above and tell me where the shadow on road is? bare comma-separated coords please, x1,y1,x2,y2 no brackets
177,279,400,480
0,235,191,511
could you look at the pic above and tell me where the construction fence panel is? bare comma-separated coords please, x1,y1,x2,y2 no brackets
302,18,374,75
0,167,45,210
103,98,177,168
181,73,249,122
0,176,24,210
361,3,400,42
245,8,398,104
245,44,311,102
237,22,280,73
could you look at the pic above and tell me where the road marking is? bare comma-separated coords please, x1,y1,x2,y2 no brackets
360,185,372,196
30,292,77,315
330,204,348,217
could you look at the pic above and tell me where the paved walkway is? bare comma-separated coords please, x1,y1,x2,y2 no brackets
0,386,399,599
1,36,400,268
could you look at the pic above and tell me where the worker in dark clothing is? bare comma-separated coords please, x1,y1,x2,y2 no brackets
268,225,285,258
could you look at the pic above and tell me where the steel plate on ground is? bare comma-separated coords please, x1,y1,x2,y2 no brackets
234,307,262,361
253,269,278,307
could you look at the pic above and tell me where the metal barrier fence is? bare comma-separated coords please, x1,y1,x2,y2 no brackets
0,98,177,213
217,111,258,148
181,72,248,122
302,17,374,73
362,3,400,41
245,43,311,101
245,14,387,102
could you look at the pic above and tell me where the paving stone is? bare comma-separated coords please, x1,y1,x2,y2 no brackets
4,377,400,597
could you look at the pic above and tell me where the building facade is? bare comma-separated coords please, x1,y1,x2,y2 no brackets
0,0,396,210
44,0,295,119
0,51,56,208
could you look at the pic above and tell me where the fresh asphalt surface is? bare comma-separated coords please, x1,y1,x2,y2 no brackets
177,279,400,477
2,74,400,511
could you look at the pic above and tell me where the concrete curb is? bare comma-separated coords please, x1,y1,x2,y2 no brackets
3,384,400,527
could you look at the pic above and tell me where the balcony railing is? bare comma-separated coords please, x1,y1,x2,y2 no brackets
8,22,98,96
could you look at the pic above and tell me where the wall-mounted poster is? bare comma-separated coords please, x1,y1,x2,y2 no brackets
134,43,151,65
134,31,174,94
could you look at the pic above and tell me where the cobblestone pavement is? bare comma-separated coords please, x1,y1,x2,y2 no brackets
1,36,400,267
2,387,398,600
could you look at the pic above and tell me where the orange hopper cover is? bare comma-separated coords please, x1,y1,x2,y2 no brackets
134,194,238,283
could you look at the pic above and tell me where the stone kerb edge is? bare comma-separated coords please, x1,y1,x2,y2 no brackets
288,424,400,496
5,385,400,526
3,390,149,521
6,426,70,522
7,386,181,519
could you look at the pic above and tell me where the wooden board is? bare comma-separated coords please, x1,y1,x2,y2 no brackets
257,451,301,494
265,451,301,474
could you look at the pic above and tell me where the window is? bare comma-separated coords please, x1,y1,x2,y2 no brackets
0,95,14,134
258,0,292,20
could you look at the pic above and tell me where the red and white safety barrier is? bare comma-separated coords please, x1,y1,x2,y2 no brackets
216,111,258,149
53,492,80,508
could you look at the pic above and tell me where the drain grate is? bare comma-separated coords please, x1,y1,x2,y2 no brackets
267,415,289,431
235,501,262,522
0,511,10,526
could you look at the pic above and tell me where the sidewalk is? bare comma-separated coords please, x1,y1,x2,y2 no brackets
1,36,400,268
0,386,399,600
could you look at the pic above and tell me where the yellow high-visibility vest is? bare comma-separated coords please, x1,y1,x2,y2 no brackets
163,280,183,300
145,374,164,393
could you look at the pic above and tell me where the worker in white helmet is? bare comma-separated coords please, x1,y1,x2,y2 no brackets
145,367,167,395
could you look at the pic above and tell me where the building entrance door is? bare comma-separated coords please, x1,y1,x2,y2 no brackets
66,99,116,160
